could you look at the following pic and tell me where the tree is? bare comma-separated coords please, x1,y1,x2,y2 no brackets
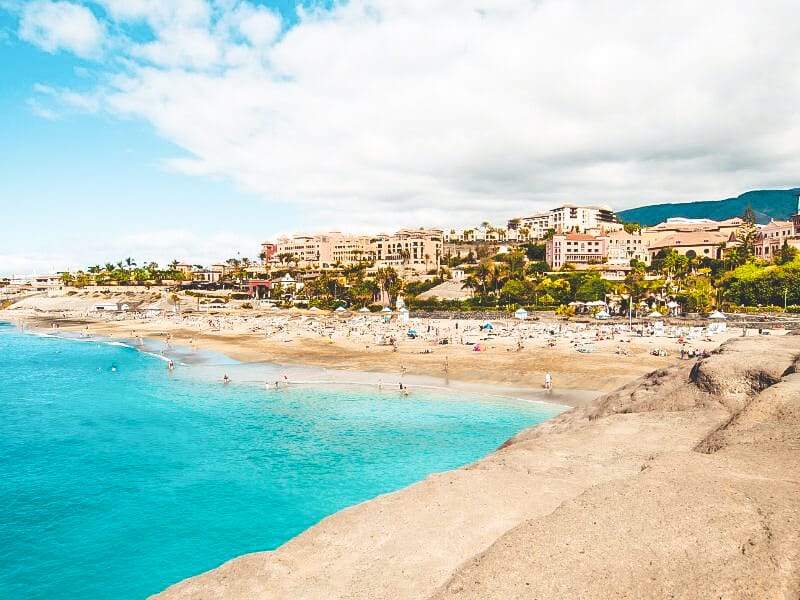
475,258,496,296
500,279,530,305
776,241,798,265
526,261,549,276
373,267,399,305
461,276,479,297
623,222,641,234
731,221,758,265
680,274,713,312
575,275,607,302
742,204,757,225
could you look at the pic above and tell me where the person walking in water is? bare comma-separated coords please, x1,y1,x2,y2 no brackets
222,374,230,384
544,371,552,390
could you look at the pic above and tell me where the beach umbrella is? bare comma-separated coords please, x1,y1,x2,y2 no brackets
708,310,727,320
399,307,409,313
647,311,663,318
586,300,606,307
594,310,611,319
335,306,346,312
381,307,392,312
666,301,679,308
568,301,585,306
358,307,370,313
309,306,320,312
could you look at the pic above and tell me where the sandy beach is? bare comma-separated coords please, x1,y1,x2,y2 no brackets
0,289,750,404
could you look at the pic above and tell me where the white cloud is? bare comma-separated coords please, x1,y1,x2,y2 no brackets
19,1,105,58
110,229,262,267
21,0,800,233
0,230,261,276
0,252,73,276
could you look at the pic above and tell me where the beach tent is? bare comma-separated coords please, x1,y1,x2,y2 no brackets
514,308,528,320
708,310,727,320
407,329,417,338
594,310,611,320
481,323,494,330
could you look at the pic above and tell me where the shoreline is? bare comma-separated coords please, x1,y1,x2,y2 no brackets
1,300,736,404
2,319,586,409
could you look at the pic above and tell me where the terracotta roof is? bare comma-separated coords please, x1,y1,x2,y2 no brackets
649,231,728,249
562,233,599,241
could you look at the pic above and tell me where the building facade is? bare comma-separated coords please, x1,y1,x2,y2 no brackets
753,219,797,260
509,204,621,240
546,233,608,269
273,229,442,273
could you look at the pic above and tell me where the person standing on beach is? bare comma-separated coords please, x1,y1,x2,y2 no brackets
544,372,552,390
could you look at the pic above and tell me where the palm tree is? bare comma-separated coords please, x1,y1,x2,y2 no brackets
461,276,479,297
124,257,136,270
475,258,495,296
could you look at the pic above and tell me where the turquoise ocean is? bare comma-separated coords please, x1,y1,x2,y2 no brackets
0,321,564,599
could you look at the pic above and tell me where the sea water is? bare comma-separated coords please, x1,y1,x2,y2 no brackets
0,322,564,599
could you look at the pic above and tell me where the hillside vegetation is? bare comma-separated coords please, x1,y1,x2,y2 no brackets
618,188,800,226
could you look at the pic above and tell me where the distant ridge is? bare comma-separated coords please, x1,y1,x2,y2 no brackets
617,188,800,226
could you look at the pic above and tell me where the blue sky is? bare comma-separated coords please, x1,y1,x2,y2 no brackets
1,1,798,275
0,2,309,274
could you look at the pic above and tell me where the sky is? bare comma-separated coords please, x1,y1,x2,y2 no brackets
1,0,799,275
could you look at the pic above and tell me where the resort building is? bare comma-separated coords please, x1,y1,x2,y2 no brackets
372,228,443,273
646,231,729,261
546,233,608,269
640,217,744,244
753,219,799,260
8,274,63,292
604,230,651,265
273,229,442,273
509,204,622,240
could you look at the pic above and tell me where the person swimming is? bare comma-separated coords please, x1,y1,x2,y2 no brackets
167,359,174,370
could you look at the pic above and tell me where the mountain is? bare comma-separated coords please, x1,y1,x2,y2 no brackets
617,188,800,226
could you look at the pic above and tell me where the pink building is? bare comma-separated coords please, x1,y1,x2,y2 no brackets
260,241,277,263
754,220,797,260
546,233,608,269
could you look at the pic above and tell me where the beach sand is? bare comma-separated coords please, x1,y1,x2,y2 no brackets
0,290,746,405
